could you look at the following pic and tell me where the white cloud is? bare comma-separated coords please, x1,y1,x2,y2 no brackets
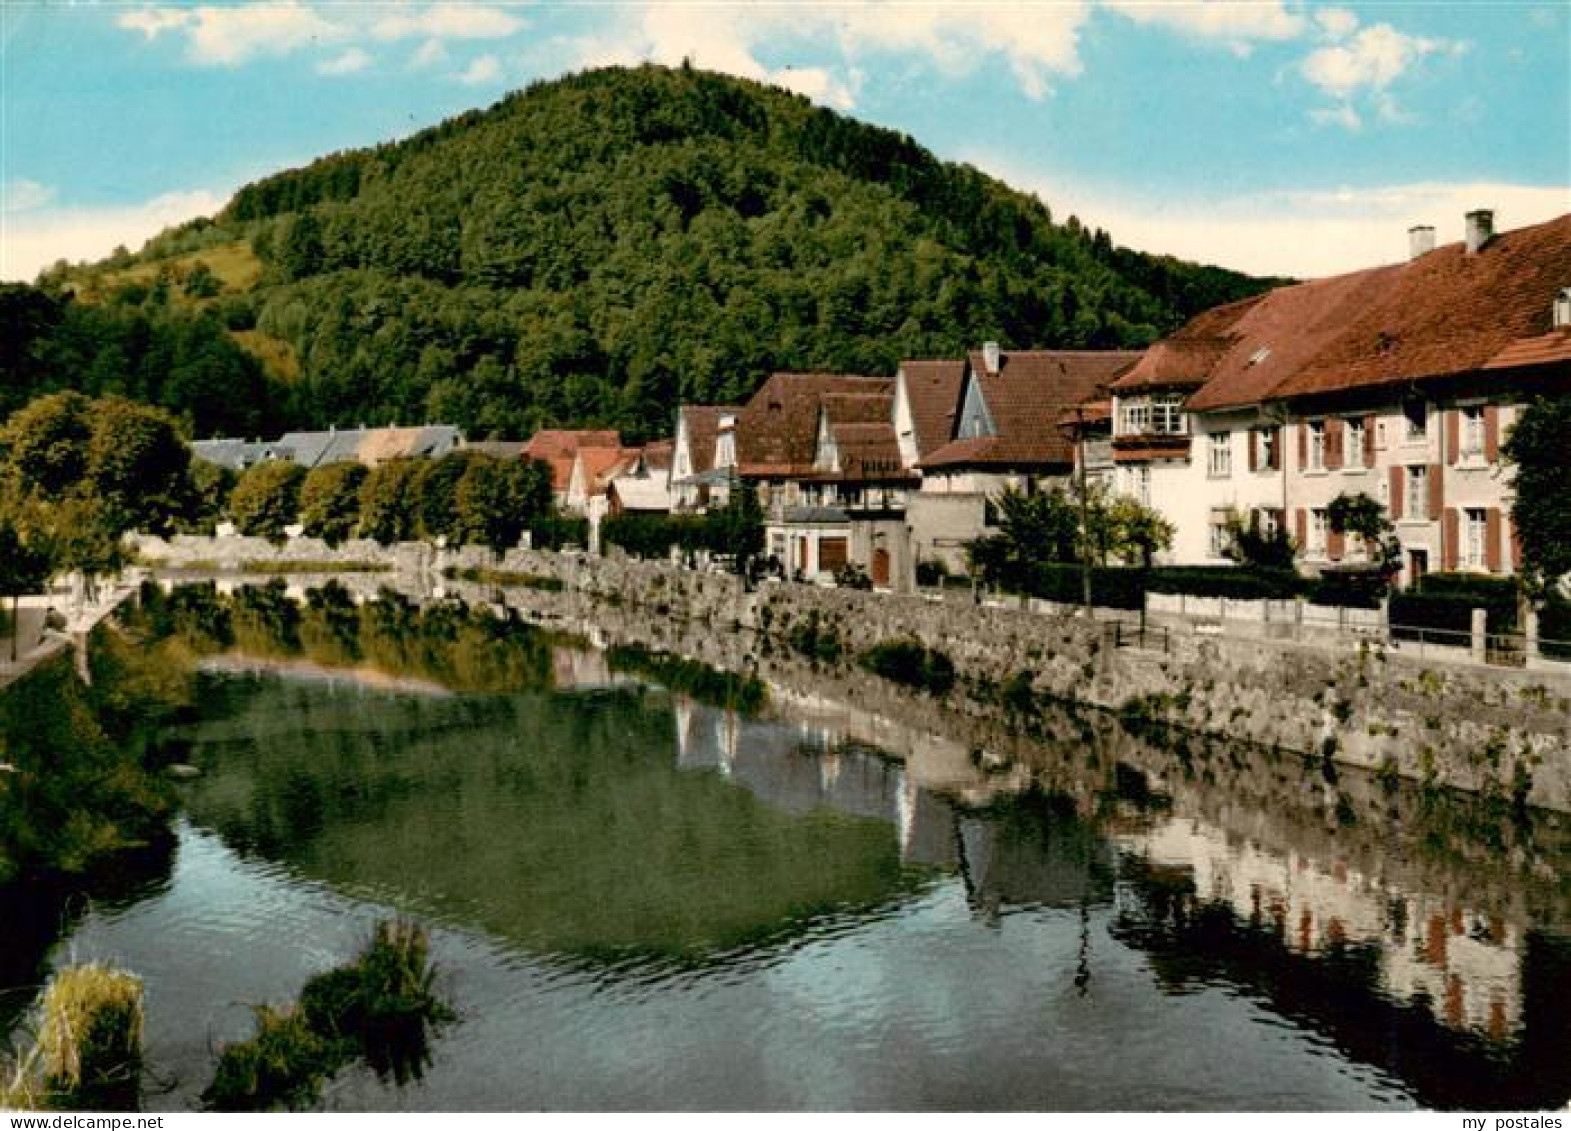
318,47,372,76
371,4,525,43
411,38,449,69
1313,6,1360,40
115,3,525,69
1,189,227,283
1102,0,1305,51
457,54,504,86
3,179,57,213
962,150,1570,278
561,1,1091,108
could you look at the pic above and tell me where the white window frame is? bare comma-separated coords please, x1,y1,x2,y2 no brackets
1406,464,1427,519
1460,406,1486,460
1464,507,1487,568
1207,431,1232,478
1208,511,1231,558
1309,508,1329,557
1308,420,1326,471
1345,418,1365,469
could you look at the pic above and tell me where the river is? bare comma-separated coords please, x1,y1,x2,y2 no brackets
2,579,1567,1111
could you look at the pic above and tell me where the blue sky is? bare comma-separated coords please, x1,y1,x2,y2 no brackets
3,1,1567,281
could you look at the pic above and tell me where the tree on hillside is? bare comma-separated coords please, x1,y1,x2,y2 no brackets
229,460,306,544
299,461,367,546
1504,394,1571,592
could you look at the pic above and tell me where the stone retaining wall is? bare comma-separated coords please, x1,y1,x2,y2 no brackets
134,534,1571,810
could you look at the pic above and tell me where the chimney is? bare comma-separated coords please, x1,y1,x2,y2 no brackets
1465,209,1494,255
982,341,1001,374
1554,287,1571,330
1407,225,1435,260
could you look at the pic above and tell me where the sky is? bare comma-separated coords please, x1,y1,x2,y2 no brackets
2,1,1568,282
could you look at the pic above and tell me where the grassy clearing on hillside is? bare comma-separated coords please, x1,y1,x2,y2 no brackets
70,241,261,304
231,329,301,382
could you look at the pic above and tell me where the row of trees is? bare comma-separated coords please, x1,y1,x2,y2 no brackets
221,449,559,554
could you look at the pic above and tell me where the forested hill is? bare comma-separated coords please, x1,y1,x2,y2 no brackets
27,64,1277,441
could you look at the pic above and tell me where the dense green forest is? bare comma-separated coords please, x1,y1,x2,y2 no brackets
16,64,1277,441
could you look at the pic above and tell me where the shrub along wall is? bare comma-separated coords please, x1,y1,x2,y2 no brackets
1390,572,1519,638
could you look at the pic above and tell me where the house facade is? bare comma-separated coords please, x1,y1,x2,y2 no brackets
1104,210,1571,582
914,345,1142,573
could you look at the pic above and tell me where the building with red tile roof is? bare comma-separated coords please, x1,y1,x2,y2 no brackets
1106,209,1571,578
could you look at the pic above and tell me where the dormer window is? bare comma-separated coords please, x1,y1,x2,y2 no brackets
1119,393,1186,436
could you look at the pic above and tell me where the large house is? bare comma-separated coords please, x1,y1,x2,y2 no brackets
912,345,1142,573
669,405,740,512
1104,210,1571,582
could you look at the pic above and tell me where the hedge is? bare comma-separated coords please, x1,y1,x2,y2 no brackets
1539,595,1571,660
1390,572,1519,640
1145,566,1306,602
602,513,710,559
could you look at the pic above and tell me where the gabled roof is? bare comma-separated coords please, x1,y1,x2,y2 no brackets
525,429,622,461
609,475,672,512
277,428,364,468
573,446,641,497
823,421,910,481
1274,214,1571,399
640,439,675,472
1182,266,1403,412
737,373,891,476
675,406,733,477
922,350,1142,470
1484,327,1571,371
820,391,893,427
1111,297,1266,395
897,359,967,460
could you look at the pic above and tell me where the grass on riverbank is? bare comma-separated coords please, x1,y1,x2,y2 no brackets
239,560,391,574
203,921,451,1111
443,566,564,592
2,964,145,1111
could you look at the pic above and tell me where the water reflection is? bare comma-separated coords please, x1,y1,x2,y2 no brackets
2,580,1566,1111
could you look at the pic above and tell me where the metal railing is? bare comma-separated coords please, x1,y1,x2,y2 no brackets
1106,620,1171,653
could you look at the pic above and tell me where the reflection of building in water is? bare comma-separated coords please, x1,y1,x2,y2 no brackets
957,798,1116,920
672,699,959,866
550,646,615,690
1117,817,1523,1041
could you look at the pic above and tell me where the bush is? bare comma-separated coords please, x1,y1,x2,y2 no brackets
1145,566,1305,601
602,513,709,559
1021,563,1146,610
38,965,144,1111
1390,573,1519,640
1540,594,1571,660
530,514,589,552
859,639,955,696
1306,568,1388,610
914,559,950,587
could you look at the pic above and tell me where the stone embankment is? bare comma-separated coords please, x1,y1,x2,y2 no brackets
134,534,1571,811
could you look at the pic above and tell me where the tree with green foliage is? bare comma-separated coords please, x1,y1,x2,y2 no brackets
82,397,191,536
706,471,764,577
230,460,306,544
358,459,423,546
184,459,237,534
0,391,93,496
1096,493,1175,569
412,452,477,544
0,518,51,662
1504,394,1571,592
452,456,554,554
1221,508,1297,570
967,486,1080,590
299,462,367,546
1326,492,1400,573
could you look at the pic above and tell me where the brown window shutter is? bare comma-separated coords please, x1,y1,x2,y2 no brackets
1389,465,1404,519
1442,508,1460,571
1248,430,1258,472
1327,418,1343,469
1269,427,1281,470
1485,508,1503,572
1446,410,1460,466
1295,508,1307,551
1298,422,1307,470
1427,463,1443,520
1484,405,1500,463
1363,414,1376,467
1328,528,1345,561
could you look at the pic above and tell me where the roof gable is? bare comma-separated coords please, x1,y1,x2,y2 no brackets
736,373,891,475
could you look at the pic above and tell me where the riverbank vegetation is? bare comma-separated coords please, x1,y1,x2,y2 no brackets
204,921,451,1111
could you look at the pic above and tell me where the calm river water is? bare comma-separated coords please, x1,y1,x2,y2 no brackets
3,582,1568,1111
